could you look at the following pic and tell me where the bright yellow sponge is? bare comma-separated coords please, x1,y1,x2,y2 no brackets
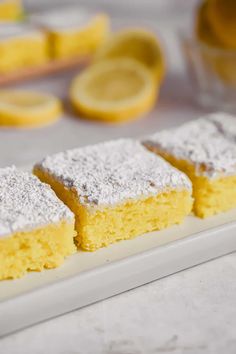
34,139,192,251
30,8,109,59
143,112,236,218
0,0,22,21
0,23,48,74
0,167,76,280
0,221,76,280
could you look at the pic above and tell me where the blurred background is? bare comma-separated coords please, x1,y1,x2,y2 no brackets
0,0,235,167
24,0,198,18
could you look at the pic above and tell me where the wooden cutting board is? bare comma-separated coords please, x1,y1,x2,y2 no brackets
0,55,89,86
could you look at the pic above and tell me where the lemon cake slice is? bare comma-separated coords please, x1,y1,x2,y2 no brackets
0,23,48,74
30,7,109,59
34,139,192,251
0,0,22,21
143,112,236,218
207,112,236,142
0,167,76,280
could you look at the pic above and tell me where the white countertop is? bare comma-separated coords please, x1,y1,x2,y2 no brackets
0,253,236,354
0,13,236,354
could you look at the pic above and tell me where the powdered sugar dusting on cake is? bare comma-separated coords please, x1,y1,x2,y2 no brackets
35,139,191,210
0,167,73,239
143,113,236,179
29,7,97,31
0,23,45,41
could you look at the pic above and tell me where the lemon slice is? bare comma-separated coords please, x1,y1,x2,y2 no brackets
94,29,165,82
207,0,236,49
0,90,62,127
70,59,158,123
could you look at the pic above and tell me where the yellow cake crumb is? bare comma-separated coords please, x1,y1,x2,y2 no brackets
0,24,48,74
35,166,192,251
0,167,76,280
30,9,109,59
0,220,76,280
34,139,192,251
0,0,22,21
143,113,236,218
48,14,109,59
149,150,236,218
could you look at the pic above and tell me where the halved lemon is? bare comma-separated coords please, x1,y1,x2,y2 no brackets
207,0,236,49
70,59,158,123
0,90,62,127
94,29,165,82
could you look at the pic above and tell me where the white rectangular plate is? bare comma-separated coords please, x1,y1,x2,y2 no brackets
0,208,236,337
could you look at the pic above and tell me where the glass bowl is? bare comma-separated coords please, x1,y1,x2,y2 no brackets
181,36,236,113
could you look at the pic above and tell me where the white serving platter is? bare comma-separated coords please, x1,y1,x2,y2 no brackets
0,207,236,337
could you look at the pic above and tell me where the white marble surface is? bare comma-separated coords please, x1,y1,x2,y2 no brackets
0,10,236,354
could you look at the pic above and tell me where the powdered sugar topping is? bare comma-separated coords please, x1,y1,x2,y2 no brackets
208,112,236,143
0,23,44,41
0,167,73,239
35,139,191,210
29,7,98,31
143,113,236,178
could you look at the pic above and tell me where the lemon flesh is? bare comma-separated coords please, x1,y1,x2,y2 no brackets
95,29,165,82
0,90,62,127
70,59,158,123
